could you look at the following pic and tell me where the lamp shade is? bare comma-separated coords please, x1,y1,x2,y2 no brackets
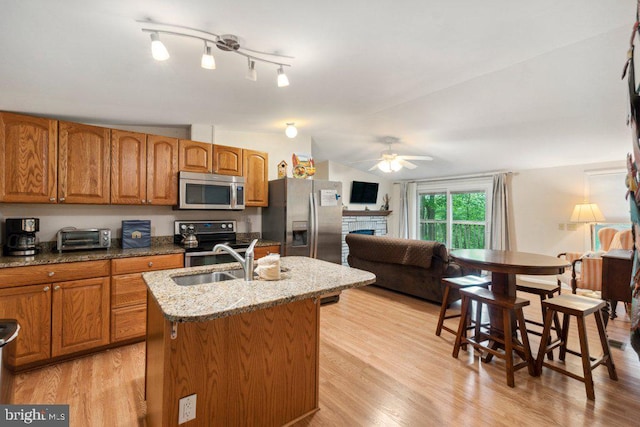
570,203,606,223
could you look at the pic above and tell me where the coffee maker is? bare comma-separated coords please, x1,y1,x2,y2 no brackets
4,218,40,256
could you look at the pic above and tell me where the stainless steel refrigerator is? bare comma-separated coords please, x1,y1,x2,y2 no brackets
262,178,342,264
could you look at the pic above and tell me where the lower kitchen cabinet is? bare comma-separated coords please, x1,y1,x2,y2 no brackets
51,277,110,357
0,284,52,367
110,253,184,343
254,245,281,260
0,260,110,368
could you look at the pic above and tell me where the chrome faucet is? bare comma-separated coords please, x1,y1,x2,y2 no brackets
213,239,258,281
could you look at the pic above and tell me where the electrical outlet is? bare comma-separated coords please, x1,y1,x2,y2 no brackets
558,223,565,231
179,394,197,424
566,223,578,231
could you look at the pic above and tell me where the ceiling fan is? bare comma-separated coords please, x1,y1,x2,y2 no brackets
356,138,433,173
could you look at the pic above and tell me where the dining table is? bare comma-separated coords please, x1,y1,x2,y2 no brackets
449,249,570,363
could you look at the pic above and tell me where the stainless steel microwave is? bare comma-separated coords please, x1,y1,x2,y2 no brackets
178,171,245,210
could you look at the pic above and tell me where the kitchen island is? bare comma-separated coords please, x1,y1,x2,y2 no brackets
143,256,375,427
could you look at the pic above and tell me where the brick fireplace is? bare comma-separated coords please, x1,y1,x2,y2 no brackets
341,212,389,265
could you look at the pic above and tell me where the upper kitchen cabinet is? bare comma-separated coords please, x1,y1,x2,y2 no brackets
179,139,212,173
243,149,268,207
147,135,178,205
0,112,57,203
111,130,178,205
213,144,243,176
58,121,110,204
111,130,147,204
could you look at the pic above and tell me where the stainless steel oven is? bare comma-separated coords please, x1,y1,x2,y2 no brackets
174,220,251,267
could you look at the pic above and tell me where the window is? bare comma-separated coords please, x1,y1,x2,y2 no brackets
417,178,492,249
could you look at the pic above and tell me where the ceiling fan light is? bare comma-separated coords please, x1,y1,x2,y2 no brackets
277,66,289,87
201,45,216,69
390,159,402,171
285,123,297,138
150,32,170,61
378,160,392,173
246,59,257,81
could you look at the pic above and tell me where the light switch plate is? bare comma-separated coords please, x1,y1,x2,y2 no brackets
179,394,196,424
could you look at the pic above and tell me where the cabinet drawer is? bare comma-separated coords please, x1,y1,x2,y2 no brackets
0,260,110,288
111,254,183,275
112,274,147,308
111,305,146,342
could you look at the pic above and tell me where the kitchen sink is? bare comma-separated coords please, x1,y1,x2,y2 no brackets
172,269,244,286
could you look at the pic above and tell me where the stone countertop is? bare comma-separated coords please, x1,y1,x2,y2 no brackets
0,239,281,269
143,256,376,323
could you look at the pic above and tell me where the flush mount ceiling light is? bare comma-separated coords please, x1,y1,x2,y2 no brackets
285,123,298,138
139,20,293,87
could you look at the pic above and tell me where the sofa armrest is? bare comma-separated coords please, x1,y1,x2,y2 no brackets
444,259,480,277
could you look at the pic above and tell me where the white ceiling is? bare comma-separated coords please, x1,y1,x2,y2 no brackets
0,1,635,180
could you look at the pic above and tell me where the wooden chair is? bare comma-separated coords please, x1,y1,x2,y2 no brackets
452,286,536,387
435,275,491,338
535,294,618,400
515,281,562,360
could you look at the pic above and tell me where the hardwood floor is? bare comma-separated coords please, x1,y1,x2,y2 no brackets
8,285,640,426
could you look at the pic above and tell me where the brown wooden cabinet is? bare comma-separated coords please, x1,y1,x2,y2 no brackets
58,121,111,204
0,260,110,369
111,129,146,204
111,131,178,205
243,149,269,207
146,135,178,205
213,144,243,176
110,254,184,343
51,277,110,357
0,284,52,367
179,139,212,173
254,245,280,260
0,112,58,203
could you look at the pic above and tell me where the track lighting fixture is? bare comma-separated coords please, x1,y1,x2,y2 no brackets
285,123,298,138
246,59,257,81
277,66,289,87
200,43,216,69
150,32,169,61
139,20,293,87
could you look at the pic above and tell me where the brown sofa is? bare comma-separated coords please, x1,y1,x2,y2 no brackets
346,233,476,304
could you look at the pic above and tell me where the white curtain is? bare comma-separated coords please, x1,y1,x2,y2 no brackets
489,173,513,250
398,182,418,239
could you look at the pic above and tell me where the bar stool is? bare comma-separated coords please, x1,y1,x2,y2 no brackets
452,286,535,387
435,275,491,337
535,294,617,400
516,281,562,360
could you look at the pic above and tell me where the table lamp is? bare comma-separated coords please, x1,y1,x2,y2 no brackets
570,202,605,250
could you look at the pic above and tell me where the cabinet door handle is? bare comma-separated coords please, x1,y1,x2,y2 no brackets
147,199,152,204
49,197,56,202
148,261,153,267
43,286,50,292
141,199,146,204
48,271,55,277
54,285,60,291
59,197,65,202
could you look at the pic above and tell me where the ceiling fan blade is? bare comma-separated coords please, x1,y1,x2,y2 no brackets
399,155,433,161
397,159,418,169
350,158,383,164
368,162,381,171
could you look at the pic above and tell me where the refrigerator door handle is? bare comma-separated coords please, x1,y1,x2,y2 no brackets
310,192,319,258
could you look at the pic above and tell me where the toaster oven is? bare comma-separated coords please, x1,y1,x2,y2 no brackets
56,227,111,252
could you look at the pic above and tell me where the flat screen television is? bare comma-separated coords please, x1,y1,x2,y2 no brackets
350,181,379,204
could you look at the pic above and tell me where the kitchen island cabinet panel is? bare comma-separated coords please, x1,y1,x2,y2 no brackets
0,284,52,366
51,277,110,357
58,121,111,204
0,112,58,203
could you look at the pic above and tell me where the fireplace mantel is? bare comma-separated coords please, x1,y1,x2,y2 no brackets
342,210,392,217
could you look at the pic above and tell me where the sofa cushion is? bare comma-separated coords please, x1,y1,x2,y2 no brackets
345,234,448,269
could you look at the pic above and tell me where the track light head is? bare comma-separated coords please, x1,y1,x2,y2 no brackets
277,66,289,87
150,32,170,61
201,44,216,69
246,59,257,81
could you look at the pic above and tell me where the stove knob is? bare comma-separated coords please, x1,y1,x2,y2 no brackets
221,224,227,229
228,223,234,230
180,224,187,231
